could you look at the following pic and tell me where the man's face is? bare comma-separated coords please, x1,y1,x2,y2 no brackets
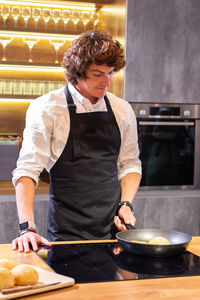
76,64,114,102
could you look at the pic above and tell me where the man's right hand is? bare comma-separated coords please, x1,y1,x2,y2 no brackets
12,232,51,253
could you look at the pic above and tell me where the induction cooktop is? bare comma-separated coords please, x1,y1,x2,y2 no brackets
40,242,200,283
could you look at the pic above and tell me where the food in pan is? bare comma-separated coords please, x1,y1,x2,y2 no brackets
0,267,15,290
132,236,171,245
148,236,171,245
0,258,17,270
11,264,39,285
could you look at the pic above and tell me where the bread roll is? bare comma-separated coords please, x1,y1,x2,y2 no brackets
148,236,171,245
0,267,15,290
12,264,39,285
0,258,17,270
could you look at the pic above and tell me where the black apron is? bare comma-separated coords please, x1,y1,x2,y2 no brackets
48,84,121,241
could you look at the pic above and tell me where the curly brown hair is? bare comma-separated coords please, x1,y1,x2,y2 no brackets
62,30,126,85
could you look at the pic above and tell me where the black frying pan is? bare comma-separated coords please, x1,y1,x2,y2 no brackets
116,225,192,258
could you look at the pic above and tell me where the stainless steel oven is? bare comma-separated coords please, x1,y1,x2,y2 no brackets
130,103,200,190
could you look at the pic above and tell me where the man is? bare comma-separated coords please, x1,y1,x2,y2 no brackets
12,30,141,252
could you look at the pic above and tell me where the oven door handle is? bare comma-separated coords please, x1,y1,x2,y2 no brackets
138,121,194,126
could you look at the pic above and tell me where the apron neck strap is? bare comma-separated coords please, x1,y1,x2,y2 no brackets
104,94,112,113
65,84,77,113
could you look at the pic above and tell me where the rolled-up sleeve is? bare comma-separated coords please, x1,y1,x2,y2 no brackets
117,102,142,180
12,98,53,187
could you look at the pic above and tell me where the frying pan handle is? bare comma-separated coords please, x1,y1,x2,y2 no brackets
126,223,136,230
120,218,136,230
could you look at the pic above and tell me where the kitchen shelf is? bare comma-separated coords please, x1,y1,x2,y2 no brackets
0,0,126,140
0,30,77,65
0,29,78,40
0,61,64,67
0,63,65,78
0,0,102,69
0,1,100,35
3,0,113,3
0,26,83,35
1,0,101,7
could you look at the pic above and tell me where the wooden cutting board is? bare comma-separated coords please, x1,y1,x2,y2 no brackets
0,266,75,299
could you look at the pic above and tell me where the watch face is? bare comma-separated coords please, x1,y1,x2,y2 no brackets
19,221,29,230
19,221,36,230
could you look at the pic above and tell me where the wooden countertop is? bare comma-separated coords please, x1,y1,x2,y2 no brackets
1,237,200,299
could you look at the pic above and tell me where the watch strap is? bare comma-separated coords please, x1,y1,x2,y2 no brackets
19,229,37,236
118,201,134,213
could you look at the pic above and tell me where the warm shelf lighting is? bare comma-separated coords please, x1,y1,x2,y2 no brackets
0,64,64,72
1,1,96,10
101,7,122,14
0,30,77,41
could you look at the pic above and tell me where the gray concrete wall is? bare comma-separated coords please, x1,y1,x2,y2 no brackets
134,190,200,236
1,190,200,243
0,194,49,244
125,0,200,103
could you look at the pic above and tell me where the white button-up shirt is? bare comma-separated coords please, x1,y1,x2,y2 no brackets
12,83,141,186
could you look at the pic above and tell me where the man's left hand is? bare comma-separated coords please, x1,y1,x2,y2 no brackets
114,205,136,231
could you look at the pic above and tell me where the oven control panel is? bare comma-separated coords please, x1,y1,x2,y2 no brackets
130,103,200,119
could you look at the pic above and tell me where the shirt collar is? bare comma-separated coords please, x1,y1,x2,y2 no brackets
68,82,84,103
68,82,105,104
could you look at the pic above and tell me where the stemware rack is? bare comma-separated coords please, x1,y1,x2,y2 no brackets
0,0,102,99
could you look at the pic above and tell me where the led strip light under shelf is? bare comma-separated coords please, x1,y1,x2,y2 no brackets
0,30,77,41
0,64,65,72
0,1,96,10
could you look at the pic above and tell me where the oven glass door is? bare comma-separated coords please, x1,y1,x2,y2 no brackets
138,120,195,188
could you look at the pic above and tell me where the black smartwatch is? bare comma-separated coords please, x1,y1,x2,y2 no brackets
19,221,37,231
118,201,134,213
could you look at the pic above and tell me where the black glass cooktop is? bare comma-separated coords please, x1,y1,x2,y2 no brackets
41,242,200,283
